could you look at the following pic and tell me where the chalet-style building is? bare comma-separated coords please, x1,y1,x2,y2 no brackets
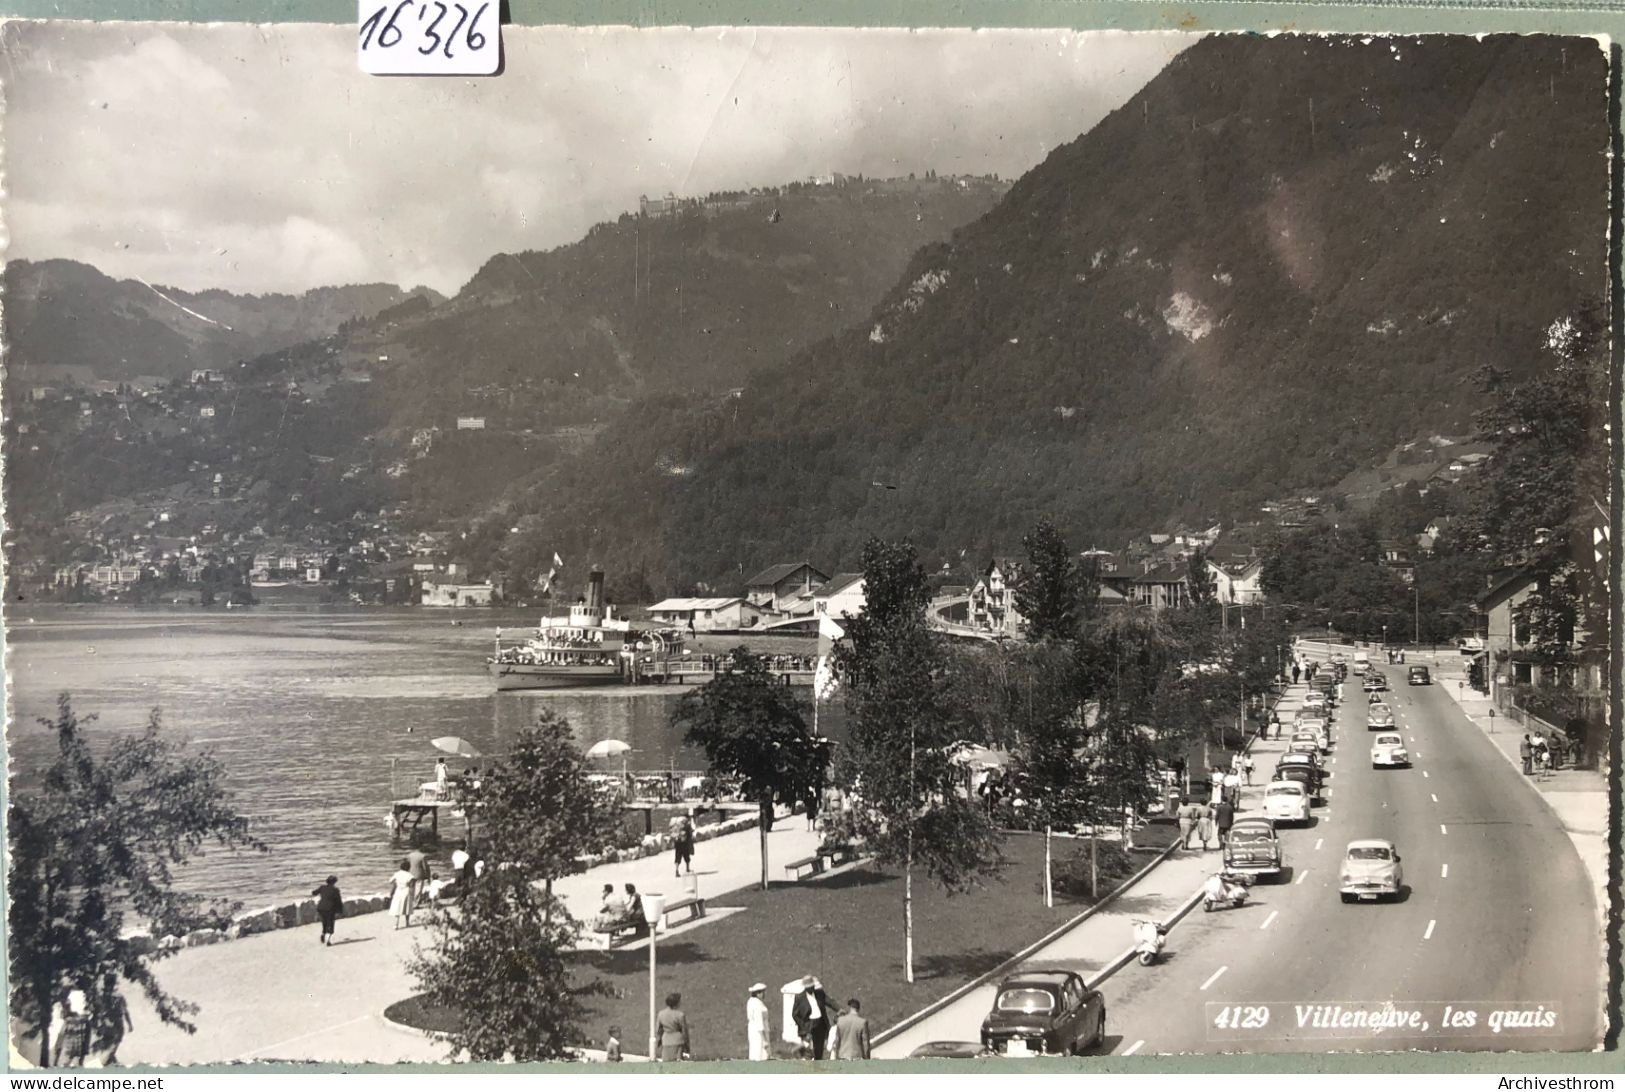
744,562,830,614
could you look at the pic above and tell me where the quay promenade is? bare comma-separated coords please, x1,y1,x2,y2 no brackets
115,818,821,1065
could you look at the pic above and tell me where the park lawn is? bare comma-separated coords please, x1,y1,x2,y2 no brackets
569,829,1168,1060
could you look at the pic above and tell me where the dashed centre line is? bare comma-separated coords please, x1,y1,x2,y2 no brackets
1422,771,1429,779
1261,910,1279,930
1440,824,1449,835
1424,919,1437,940
1296,869,1310,885
1441,863,1449,878
1200,966,1229,991
1431,793,1439,803
1124,1040,1144,1056
1314,838,1323,851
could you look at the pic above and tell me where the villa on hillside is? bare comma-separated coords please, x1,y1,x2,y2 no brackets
969,558,1027,637
813,573,866,624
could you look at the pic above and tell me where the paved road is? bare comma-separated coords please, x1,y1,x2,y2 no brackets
1101,665,1600,1056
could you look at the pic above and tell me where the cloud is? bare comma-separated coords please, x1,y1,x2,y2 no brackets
2,23,1194,296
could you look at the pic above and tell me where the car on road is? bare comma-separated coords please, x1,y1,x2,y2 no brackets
1352,651,1370,675
1263,780,1311,826
1272,763,1321,803
1294,719,1331,751
1370,732,1410,768
1223,817,1283,880
1408,665,1431,685
980,970,1106,1056
1363,672,1388,693
1277,753,1324,794
1339,839,1403,902
909,1041,991,1059
1367,702,1395,730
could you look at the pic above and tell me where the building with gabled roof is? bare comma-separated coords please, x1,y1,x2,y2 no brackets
744,562,829,613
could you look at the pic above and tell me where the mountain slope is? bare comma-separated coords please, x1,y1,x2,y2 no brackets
3,258,442,382
532,34,1607,589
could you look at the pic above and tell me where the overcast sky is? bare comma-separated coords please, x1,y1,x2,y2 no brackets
2,23,1192,297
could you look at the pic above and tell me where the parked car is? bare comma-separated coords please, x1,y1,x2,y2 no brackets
1290,729,1322,755
1223,817,1284,880
1300,693,1331,717
981,971,1106,1056
1370,732,1410,768
1408,666,1431,685
1367,702,1395,730
1293,718,1331,752
1263,780,1311,826
1339,839,1403,902
1273,761,1322,801
909,1041,992,1059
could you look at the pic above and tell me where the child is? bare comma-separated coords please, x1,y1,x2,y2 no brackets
605,1025,623,1062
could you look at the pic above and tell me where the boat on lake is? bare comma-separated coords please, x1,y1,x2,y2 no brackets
487,569,640,690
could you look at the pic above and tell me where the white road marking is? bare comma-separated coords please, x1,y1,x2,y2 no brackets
1441,863,1449,879
1423,771,1429,779
1200,966,1228,991
1424,919,1436,940
1296,870,1310,885
1261,910,1278,930
1124,1040,1144,1056
1440,824,1448,835
1314,838,1323,850
1431,793,1439,803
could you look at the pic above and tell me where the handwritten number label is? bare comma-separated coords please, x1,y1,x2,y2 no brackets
359,0,498,75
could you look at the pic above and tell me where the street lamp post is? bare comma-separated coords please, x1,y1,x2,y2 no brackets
642,893,666,1061
1413,585,1421,646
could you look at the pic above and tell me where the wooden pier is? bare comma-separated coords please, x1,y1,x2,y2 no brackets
638,658,817,687
389,796,465,842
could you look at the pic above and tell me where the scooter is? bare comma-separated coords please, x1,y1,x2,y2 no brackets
1132,918,1167,965
1202,871,1251,913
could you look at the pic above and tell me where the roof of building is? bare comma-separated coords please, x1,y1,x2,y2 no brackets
1133,561,1190,584
816,573,865,598
648,597,745,612
1474,567,1539,611
745,561,830,587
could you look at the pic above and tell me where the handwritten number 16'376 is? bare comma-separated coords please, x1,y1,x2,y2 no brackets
360,2,490,59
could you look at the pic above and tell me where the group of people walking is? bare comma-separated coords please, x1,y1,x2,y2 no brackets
1175,795,1235,850
613,976,869,1063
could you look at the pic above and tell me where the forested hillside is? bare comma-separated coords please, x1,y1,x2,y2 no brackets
499,34,1606,592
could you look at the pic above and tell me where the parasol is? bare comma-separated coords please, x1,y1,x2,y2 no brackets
586,738,634,778
431,736,481,759
948,744,1010,770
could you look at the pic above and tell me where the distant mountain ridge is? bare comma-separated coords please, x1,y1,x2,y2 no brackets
521,34,1607,589
3,258,443,382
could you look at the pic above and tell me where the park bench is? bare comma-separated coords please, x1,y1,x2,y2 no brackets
660,895,706,927
593,918,648,949
822,844,859,868
784,855,825,880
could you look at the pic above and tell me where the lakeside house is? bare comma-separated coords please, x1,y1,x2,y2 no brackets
647,597,759,633
813,573,865,624
421,578,495,607
1207,555,1265,604
744,562,829,614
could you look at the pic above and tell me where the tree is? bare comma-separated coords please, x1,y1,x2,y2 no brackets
1015,517,1086,642
409,712,620,1061
1185,547,1218,610
672,648,823,890
834,538,1004,982
9,696,266,1067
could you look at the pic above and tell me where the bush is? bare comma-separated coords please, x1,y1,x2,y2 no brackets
1051,838,1138,900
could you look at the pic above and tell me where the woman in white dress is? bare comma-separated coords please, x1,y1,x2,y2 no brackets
389,860,414,929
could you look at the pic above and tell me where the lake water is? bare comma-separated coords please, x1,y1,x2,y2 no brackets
4,607,844,908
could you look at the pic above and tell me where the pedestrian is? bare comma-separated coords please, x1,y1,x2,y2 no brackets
792,975,834,1060
1519,733,1533,775
406,847,431,914
1243,753,1255,785
1223,768,1241,807
388,860,414,929
1291,662,1301,685
605,1025,624,1062
746,983,771,1061
655,992,692,1061
672,813,696,877
832,999,872,1060
434,757,449,794
1209,770,1225,805
623,883,647,935
1176,798,1196,850
451,845,470,895
312,874,344,946
1195,802,1214,850
1214,798,1234,844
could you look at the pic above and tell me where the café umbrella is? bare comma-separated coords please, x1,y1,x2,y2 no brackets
431,736,481,759
586,738,634,777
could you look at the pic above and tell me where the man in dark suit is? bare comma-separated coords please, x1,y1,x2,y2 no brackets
791,975,833,1059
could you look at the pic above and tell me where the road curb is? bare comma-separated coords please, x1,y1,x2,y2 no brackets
1082,886,1209,992
870,836,1183,1048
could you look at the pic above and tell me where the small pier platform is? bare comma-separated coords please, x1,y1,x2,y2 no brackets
389,796,464,842
638,659,817,687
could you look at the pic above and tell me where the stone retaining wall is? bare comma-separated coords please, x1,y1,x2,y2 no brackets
117,808,771,957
